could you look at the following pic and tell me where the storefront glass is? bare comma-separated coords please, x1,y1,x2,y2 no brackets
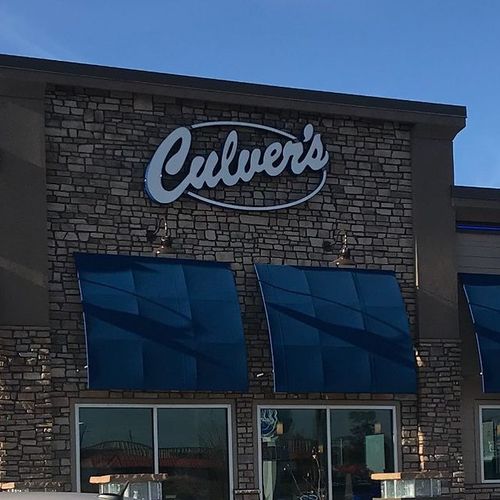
260,408,328,500
78,407,154,492
481,407,500,481
330,409,394,500
260,407,395,500
77,406,230,497
158,408,229,500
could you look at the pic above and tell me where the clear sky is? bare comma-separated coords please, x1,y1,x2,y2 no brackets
1,0,499,188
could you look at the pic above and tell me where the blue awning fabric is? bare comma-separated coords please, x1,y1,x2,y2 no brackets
255,264,417,393
461,273,500,393
75,253,248,391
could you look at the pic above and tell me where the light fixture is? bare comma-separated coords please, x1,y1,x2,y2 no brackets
333,233,355,267
323,232,356,267
146,217,173,256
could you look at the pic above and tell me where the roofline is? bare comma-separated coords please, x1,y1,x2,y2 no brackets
453,185,500,202
453,186,500,224
0,54,466,124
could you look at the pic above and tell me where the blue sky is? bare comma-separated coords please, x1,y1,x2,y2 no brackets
1,0,499,188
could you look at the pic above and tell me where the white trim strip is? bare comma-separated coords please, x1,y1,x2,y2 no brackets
326,408,333,500
75,406,81,492
76,403,231,408
257,407,263,500
153,407,159,474
227,405,235,500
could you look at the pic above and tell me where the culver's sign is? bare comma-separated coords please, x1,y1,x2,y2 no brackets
144,121,329,211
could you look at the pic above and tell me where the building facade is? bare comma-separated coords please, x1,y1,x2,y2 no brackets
0,54,499,500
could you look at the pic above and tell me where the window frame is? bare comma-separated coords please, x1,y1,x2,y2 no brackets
256,404,399,500
74,403,234,497
478,404,500,483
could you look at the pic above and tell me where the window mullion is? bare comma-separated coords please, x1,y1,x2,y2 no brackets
75,406,82,492
327,408,333,500
153,407,159,474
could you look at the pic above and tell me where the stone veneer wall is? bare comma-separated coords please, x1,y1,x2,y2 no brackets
463,485,500,500
43,83,415,493
0,82,472,498
0,327,52,481
416,341,463,497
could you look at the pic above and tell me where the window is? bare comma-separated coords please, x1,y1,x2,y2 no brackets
78,407,154,492
259,406,396,500
76,405,232,500
330,409,395,500
260,409,328,499
157,408,229,499
480,406,500,482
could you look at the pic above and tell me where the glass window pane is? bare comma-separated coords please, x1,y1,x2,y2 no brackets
260,408,328,500
78,407,153,493
482,408,500,480
158,408,229,500
330,409,394,500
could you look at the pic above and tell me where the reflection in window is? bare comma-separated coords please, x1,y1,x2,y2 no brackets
331,409,394,500
78,407,153,493
481,408,500,481
158,408,229,500
77,406,231,498
260,408,395,500
260,408,328,500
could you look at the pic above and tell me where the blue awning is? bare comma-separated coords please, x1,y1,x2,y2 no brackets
255,264,417,393
461,273,500,393
75,253,248,391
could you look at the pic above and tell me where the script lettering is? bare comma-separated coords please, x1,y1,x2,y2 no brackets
144,122,329,210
